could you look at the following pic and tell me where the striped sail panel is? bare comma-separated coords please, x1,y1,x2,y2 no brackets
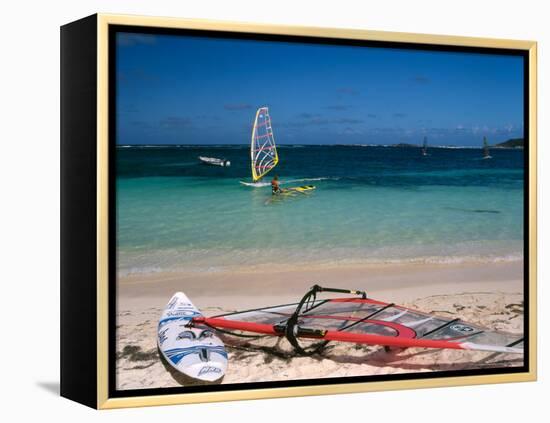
251,107,278,181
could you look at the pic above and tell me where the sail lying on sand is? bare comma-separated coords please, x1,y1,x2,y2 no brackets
192,285,524,356
251,107,278,182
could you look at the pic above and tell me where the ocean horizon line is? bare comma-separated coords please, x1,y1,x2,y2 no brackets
116,143,521,149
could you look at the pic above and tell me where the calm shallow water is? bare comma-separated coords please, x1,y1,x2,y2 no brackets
116,145,524,275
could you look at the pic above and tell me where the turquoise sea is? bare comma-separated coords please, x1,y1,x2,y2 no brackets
116,145,524,275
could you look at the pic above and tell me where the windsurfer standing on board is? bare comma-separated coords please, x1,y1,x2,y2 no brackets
271,175,283,195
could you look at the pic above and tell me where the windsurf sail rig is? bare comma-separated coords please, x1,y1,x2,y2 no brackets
251,107,278,182
193,285,523,356
483,136,491,158
422,136,428,156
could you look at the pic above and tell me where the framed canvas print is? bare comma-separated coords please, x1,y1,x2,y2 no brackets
60,14,537,409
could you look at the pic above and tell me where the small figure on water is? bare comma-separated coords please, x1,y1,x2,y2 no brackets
271,175,282,195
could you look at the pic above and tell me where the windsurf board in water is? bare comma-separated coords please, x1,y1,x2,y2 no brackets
273,185,316,197
239,180,271,187
283,185,316,194
265,185,316,204
157,292,227,382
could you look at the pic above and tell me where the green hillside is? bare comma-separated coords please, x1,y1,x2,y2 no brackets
494,138,524,148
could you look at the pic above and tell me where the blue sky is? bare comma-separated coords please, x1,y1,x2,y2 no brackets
116,32,524,146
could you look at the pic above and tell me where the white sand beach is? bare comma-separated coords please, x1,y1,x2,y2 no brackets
115,260,524,390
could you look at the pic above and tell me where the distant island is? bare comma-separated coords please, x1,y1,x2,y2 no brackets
391,143,419,148
493,138,524,149
388,138,524,149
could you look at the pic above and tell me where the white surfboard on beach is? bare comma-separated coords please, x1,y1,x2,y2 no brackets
157,292,227,382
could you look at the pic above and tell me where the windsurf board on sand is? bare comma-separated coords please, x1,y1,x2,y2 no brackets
157,292,227,382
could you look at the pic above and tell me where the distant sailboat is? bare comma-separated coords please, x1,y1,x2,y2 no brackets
482,136,492,159
422,136,428,156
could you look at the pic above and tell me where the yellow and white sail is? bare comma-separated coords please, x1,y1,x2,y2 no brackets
251,107,278,182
